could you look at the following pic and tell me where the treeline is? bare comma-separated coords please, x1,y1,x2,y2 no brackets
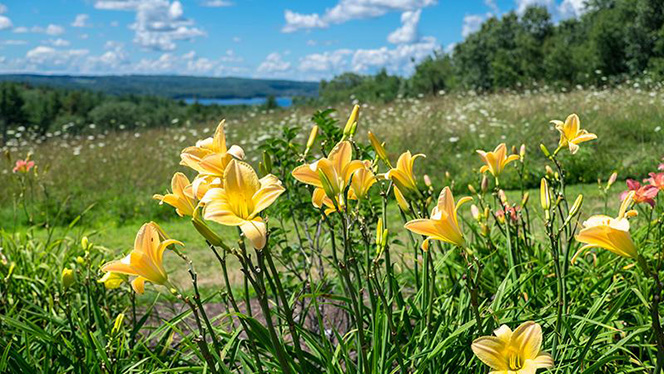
319,0,664,103
0,82,270,144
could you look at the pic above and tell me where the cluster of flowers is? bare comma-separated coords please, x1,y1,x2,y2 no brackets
94,107,658,374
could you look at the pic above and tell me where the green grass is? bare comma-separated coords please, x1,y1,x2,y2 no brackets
2,86,664,373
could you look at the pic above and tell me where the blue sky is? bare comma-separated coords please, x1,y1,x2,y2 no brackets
0,0,584,81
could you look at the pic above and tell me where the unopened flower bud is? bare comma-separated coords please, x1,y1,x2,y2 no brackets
470,204,481,221
467,184,477,194
539,143,551,157
521,192,530,206
540,178,551,211
498,189,507,204
343,105,360,138
519,144,526,159
421,239,430,252
318,169,337,201
81,236,89,250
368,131,390,166
262,151,273,174
192,215,226,247
306,125,319,152
481,175,489,193
607,172,618,188
62,268,75,289
112,313,125,335
569,194,583,218
76,256,85,265
423,174,432,188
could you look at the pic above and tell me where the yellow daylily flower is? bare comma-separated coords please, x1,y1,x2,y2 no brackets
476,143,520,178
573,191,638,261
551,113,597,154
385,151,425,197
292,141,365,198
153,172,197,217
202,159,285,250
312,188,343,215
404,187,472,247
350,160,377,200
101,222,183,294
180,119,245,178
472,321,554,374
98,271,127,289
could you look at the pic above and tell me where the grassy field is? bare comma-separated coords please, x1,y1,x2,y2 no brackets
2,85,664,373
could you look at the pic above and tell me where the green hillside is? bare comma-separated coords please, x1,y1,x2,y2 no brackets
0,74,318,99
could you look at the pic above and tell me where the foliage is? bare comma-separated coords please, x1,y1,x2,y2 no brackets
0,74,318,100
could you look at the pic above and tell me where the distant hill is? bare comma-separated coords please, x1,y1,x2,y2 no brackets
0,74,319,99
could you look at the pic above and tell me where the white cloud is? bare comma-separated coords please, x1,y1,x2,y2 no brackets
71,14,90,27
387,9,421,44
299,49,352,73
95,0,143,10
515,0,554,14
283,0,436,33
12,24,67,35
232,36,241,43
282,11,326,33
352,36,437,73
0,3,7,14
95,0,205,51
46,24,65,36
558,0,587,18
297,36,438,80
26,46,89,66
0,39,26,46
45,38,71,47
257,52,291,74
485,0,499,13
0,15,12,30
201,0,233,7
462,14,485,37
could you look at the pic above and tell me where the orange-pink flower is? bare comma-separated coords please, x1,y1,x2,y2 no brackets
12,159,35,173
620,179,658,207
646,172,664,191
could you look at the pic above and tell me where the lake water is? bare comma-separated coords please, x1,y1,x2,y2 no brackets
183,97,293,107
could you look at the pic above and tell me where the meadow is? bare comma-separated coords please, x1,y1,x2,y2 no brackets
2,84,664,373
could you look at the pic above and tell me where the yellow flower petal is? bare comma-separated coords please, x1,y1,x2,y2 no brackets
471,336,508,370
512,321,542,361
240,219,267,250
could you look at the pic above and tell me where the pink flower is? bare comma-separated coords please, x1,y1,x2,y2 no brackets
496,205,521,223
646,172,664,191
12,159,35,174
620,179,658,207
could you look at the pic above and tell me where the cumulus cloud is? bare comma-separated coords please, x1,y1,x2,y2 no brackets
282,11,326,33
257,52,291,75
387,9,421,44
282,0,436,33
558,0,587,18
0,39,26,46
46,24,65,35
26,46,89,66
201,0,233,7
45,38,71,47
296,36,438,80
71,14,90,27
0,15,11,30
94,0,205,51
462,14,485,37
299,49,352,73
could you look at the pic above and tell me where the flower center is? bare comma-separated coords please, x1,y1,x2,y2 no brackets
507,350,523,370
